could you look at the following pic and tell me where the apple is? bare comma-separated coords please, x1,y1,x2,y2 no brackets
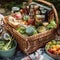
48,49,54,54
57,50,60,55
15,14,22,19
57,47,60,51
48,48,57,55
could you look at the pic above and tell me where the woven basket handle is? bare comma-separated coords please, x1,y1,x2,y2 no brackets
28,0,59,27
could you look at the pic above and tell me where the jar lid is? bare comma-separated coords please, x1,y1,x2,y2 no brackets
27,6,29,9
30,4,34,9
12,7,20,12
36,15,45,18
41,10,47,14
23,2,27,7
34,5,39,9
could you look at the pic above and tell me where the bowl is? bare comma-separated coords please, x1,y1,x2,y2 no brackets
0,40,17,58
46,49,60,60
45,40,60,60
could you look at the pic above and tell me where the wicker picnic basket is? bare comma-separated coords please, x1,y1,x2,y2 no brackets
3,0,59,55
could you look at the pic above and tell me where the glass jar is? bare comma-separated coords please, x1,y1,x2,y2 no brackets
35,15,45,26
11,7,20,13
28,17,35,25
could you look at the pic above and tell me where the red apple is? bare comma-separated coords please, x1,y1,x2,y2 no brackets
48,49,54,54
15,14,22,19
48,49,55,54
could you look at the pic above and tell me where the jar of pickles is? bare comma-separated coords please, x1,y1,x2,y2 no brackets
29,8,35,16
28,17,35,25
11,7,20,13
35,15,45,26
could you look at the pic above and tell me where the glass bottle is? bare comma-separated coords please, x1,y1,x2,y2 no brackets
28,16,35,25
34,5,40,15
22,2,28,15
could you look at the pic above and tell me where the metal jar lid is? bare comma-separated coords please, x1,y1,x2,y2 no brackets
36,15,45,18
11,7,20,13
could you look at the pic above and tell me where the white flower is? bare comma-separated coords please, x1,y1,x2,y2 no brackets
0,14,4,25
0,14,4,20
3,33,10,40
